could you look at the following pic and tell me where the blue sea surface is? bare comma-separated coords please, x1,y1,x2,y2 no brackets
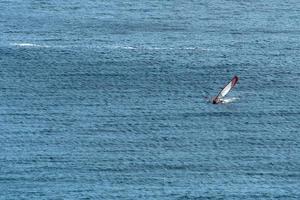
1,0,300,199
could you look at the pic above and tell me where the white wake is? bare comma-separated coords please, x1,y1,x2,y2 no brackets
221,97,239,104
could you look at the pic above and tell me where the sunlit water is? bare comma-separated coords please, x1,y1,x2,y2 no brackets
1,0,300,199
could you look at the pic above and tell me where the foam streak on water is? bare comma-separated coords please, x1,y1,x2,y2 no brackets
1,0,300,199
221,97,239,104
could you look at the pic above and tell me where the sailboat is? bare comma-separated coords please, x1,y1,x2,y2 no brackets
212,76,239,104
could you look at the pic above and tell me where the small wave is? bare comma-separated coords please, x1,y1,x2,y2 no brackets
110,45,212,51
10,43,50,48
222,97,239,104
114,45,136,50
8,43,213,51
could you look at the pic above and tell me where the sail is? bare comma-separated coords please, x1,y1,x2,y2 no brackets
216,76,239,99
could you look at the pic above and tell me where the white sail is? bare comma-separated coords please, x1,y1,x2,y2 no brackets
217,76,239,99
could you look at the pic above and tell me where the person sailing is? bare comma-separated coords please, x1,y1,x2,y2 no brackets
212,76,239,104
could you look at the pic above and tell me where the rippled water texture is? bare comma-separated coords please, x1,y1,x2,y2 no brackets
1,0,300,199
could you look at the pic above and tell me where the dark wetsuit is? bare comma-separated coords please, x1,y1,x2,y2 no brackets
212,98,222,104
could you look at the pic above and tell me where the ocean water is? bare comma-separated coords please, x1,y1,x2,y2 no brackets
1,0,300,199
